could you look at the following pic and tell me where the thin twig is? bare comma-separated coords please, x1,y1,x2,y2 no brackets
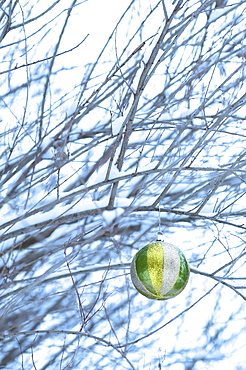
0,35,89,75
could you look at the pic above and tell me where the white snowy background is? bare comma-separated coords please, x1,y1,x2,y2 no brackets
0,0,246,369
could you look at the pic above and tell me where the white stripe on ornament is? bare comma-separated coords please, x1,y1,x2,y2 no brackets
161,243,180,295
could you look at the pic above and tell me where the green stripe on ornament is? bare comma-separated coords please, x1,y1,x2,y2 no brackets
135,245,157,296
131,247,157,299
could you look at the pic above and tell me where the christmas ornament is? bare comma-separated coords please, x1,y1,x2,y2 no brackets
130,240,189,300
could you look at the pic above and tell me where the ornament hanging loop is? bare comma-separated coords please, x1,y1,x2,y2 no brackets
157,231,165,242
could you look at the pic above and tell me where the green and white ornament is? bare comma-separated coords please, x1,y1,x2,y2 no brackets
130,237,190,300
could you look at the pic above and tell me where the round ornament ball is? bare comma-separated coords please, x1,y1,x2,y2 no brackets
130,241,190,300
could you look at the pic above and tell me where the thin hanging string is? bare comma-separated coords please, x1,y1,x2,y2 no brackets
157,204,165,241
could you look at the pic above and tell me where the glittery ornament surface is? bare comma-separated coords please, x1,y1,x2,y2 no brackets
147,243,164,295
130,241,189,300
